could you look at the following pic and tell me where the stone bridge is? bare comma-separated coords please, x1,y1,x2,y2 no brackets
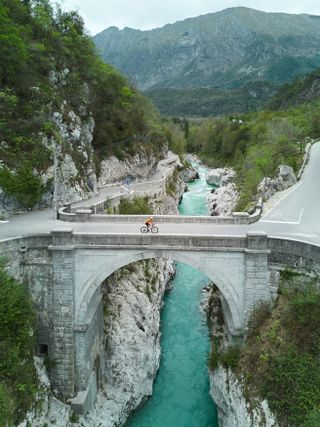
1,228,320,413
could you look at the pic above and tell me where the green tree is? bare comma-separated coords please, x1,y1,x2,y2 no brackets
0,165,46,208
0,261,37,424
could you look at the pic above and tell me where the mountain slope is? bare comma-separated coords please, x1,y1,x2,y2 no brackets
93,7,320,116
266,68,320,110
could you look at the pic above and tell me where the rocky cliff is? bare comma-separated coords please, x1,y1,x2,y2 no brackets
203,284,279,427
0,70,98,218
94,259,174,426
210,367,278,427
257,164,297,202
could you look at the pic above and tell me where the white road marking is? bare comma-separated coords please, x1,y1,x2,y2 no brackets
260,180,303,221
260,208,304,225
120,185,131,193
298,208,304,223
0,220,9,224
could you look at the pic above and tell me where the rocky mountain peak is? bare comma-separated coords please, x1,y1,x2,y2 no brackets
93,7,320,116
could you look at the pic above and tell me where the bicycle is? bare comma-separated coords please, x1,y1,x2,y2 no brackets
140,224,159,234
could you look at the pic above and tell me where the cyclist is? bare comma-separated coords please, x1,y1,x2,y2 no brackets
145,216,154,230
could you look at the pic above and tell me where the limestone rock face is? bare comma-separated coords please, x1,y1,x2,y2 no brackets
18,358,72,427
150,176,186,215
47,109,98,206
0,72,98,217
97,147,166,187
204,285,279,427
179,166,199,183
206,170,222,186
210,367,278,427
206,168,238,216
258,164,297,201
0,188,21,218
94,258,174,427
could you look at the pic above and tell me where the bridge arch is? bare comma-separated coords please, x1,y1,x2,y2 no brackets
47,229,272,404
75,248,245,335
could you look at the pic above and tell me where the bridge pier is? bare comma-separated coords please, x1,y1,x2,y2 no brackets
49,229,76,398
244,232,271,323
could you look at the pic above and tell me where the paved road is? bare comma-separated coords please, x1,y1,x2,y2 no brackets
71,152,179,210
253,142,320,244
1,143,319,245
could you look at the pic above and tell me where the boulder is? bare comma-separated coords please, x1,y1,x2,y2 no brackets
206,170,222,186
258,164,297,201
278,164,296,186
206,167,236,186
179,166,199,183
207,182,238,216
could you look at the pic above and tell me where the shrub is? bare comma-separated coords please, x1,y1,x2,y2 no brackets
301,407,320,427
209,345,241,371
236,276,320,427
283,282,320,355
0,382,15,426
165,169,179,196
0,165,46,209
0,261,37,424
262,347,320,426
208,350,219,371
246,302,272,338
117,196,151,215
219,346,241,370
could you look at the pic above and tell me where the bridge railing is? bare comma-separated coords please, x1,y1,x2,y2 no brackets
58,209,257,225
297,141,312,180
268,236,320,273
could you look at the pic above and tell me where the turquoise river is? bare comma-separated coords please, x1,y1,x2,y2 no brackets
126,163,219,427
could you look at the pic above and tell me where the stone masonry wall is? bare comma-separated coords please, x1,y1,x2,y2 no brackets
74,299,104,392
50,246,75,398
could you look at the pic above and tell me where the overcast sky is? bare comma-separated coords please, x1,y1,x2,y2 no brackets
57,0,320,36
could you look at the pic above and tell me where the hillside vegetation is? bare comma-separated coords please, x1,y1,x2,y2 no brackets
178,98,320,210
0,262,37,426
211,272,320,426
145,82,276,118
0,0,166,209
267,68,320,111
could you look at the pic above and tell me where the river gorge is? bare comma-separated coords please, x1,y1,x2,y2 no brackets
126,162,219,426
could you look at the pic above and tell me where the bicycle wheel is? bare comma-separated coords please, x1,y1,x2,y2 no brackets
140,226,148,233
151,226,159,234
